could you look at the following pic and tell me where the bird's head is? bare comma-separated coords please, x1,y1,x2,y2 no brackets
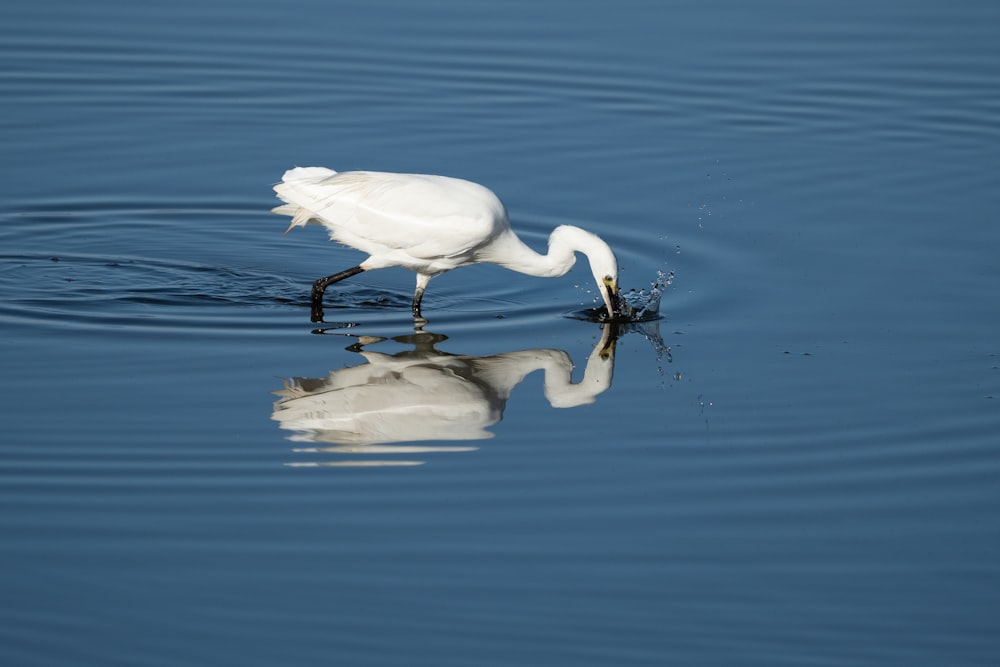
543,225,621,320
598,274,620,320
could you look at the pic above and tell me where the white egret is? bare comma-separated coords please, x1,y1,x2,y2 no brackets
272,167,620,320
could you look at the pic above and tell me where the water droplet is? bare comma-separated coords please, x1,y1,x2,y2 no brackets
612,269,673,323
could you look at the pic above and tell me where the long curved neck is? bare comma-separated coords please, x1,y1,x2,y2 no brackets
480,225,598,278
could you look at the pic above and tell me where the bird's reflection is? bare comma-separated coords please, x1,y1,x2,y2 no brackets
272,325,620,467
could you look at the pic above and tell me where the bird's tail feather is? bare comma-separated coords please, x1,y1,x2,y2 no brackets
272,166,338,233
271,204,316,234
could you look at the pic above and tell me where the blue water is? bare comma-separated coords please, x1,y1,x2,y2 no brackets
2,1,999,665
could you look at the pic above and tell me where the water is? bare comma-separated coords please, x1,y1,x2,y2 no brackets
2,1,999,665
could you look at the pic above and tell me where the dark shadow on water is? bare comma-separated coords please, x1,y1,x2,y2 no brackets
0,252,301,307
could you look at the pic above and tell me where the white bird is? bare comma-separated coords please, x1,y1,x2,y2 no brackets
272,167,620,321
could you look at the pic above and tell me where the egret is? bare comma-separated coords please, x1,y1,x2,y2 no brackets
272,167,620,321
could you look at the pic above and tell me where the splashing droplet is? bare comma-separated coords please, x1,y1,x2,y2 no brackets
611,270,673,322
569,270,673,324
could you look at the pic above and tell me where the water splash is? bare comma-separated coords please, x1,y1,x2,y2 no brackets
570,270,673,324
614,269,673,322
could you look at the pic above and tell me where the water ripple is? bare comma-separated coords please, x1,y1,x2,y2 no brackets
0,201,706,334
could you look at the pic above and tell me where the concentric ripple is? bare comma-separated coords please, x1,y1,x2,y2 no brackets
0,200,712,337
0,202,314,333
0,251,297,329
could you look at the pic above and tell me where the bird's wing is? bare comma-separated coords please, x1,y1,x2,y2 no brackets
275,170,507,262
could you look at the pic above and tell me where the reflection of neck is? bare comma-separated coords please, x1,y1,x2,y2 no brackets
544,339,615,408
473,341,614,409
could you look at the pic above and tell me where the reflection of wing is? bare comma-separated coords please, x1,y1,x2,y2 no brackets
272,327,618,451
273,364,501,445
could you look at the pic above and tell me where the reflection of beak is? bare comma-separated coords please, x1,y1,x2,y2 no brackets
598,321,620,359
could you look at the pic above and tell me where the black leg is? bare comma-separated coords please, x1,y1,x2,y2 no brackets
411,274,432,319
310,265,364,322
411,285,425,318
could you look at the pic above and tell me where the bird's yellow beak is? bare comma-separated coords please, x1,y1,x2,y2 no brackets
603,277,619,319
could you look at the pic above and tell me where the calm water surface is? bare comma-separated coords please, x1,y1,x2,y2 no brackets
2,1,999,665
